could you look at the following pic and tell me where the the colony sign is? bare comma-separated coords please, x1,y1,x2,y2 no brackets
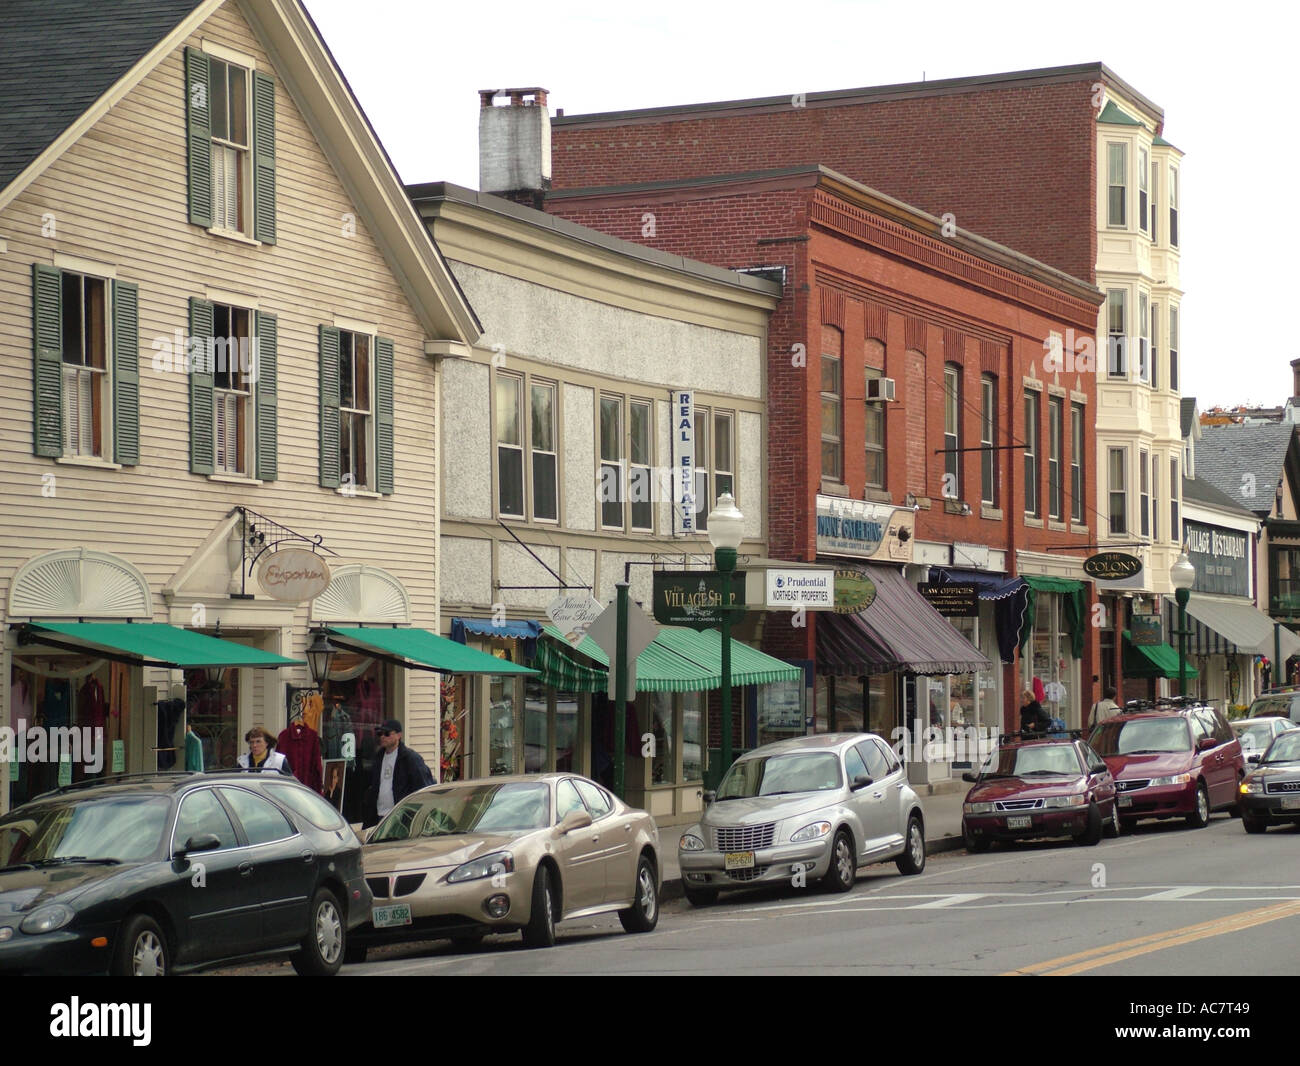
1082,551,1143,581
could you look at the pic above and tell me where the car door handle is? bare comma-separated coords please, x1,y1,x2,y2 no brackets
624,824,633,832
239,861,254,877
301,850,315,864
872,791,884,799
591,835,599,843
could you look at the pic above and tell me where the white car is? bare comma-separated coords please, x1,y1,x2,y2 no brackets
1233,716,1294,760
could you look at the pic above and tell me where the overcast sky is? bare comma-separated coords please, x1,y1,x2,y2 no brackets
303,0,1294,409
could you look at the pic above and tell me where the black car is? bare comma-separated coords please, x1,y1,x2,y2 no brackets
1239,728,1300,833
0,771,370,975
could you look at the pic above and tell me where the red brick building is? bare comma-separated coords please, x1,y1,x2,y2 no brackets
545,162,1103,744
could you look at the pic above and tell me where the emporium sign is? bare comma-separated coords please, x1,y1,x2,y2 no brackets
1082,551,1143,581
256,548,331,603
814,495,914,562
652,570,745,629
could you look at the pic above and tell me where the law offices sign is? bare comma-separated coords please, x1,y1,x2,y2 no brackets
814,495,914,563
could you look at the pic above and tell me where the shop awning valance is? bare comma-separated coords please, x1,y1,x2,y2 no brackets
1019,574,1086,660
816,566,992,676
1183,599,1300,660
450,617,542,644
928,567,1029,664
1122,630,1200,680
17,622,302,669
328,627,536,676
654,628,802,687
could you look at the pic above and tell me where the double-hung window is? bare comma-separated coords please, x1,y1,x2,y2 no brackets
1169,307,1180,392
531,383,559,522
599,396,623,529
629,399,652,532
1152,455,1160,543
1139,448,1151,537
943,365,960,499
1138,293,1151,384
1169,167,1179,247
339,331,371,491
1151,302,1160,390
497,375,559,521
1070,404,1084,523
1107,143,1127,227
60,272,109,457
1138,147,1149,233
497,374,524,517
821,326,843,483
691,405,735,533
1024,391,1040,518
317,325,391,494
1150,161,1159,243
208,58,249,233
599,395,654,532
1108,448,1128,535
980,374,996,507
865,343,887,491
1048,396,1063,520
212,303,252,475
1107,290,1127,378
1170,457,1181,542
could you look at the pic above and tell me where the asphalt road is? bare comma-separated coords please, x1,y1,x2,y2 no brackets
330,813,1300,977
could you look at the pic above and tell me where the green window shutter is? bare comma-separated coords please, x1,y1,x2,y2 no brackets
375,335,395,495
319,325,340,488
252,71,276,245
32,263,63,458
111,281,140,466
185,47,212,228
189,297,215,474
255,310,278,481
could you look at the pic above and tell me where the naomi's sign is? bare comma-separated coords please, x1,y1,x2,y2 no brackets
256,548,332,603
1082,551,1143,581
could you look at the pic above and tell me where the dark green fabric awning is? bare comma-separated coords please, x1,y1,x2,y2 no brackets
20,622,302,668
329,627,535,676
1122,630,1200,680
1019,575,1086,659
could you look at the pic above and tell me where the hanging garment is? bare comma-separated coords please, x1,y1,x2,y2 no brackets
301,691,324,734
354,677,381,718
323,704,353,760
277,721,323,794
155,698,185,770
185,727,204,772
43,679,71,728
78,675,107,733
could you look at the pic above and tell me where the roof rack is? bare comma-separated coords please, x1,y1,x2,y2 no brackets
31,771,196,802
998,729,1083,745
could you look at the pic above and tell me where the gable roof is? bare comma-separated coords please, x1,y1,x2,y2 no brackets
1181,397,1198,439
1096,100,1143,127
0,0,478,344
1182,476,1257,520
1195,422,1296,515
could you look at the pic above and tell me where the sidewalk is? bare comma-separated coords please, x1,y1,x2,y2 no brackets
658,783,969,900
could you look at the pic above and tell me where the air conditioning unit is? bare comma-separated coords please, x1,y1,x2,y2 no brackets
866,377,897,402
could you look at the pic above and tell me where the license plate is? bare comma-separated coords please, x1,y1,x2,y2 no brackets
1006,816,1032,829
372,903,412,929
724,851,755,870
1281,796,1300,810
1118,795,1133,807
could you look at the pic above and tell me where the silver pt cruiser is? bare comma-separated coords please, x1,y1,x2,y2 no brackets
678,733,926,905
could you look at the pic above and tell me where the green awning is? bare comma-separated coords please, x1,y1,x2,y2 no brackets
537,624,800,693
1122,630,1199,680
20,622,302,669
328,627,535,676
1019,576,1086,659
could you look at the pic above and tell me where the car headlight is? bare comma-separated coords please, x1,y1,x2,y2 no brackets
1043,794,1087,808
963,802,994,815
446,852,515,884
679,833,705,852
1241,779,1264,795
20,904,74,935
1147,773,1192,787
790,821,832,843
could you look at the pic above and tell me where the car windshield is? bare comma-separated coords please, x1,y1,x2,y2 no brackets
1262,732,1300,764
1250,697,1298,719
717,752,841,799
370,783,551,841
1234,720,1281,753
979,744,1081,778
1090,717,1191,756
0,795,171,868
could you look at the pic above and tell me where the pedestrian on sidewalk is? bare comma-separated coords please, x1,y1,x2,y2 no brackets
1019,690,1050,734
1089,687,1121,729
363,719,435,828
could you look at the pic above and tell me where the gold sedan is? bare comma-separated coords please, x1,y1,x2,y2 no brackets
347,775,660,960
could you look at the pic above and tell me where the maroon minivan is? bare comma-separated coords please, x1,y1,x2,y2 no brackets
1088,705,1245,829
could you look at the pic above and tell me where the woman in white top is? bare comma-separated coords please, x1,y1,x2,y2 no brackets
237,725,292,774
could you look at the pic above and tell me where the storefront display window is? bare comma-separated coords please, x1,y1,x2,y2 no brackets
648,692,674,785
186,667,238,770
440,675,465,782
682,692,702,781
524,679,547,773
488,674,515,775
323,654,388,825
1022,593,1078,726
756,676,805,747
555,691,579,773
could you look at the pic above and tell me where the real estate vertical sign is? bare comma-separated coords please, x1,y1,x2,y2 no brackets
672,390,695,534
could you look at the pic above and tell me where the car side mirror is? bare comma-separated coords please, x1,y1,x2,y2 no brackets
1197,736,1216,752
1248,753,1262,764
851,774,873,790
559,809,593,834
177,832,220,858
702,790,716,806
961,771,979,783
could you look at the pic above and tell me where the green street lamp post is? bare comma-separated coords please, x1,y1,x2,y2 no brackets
707,493,745,776
1170,546,1196,698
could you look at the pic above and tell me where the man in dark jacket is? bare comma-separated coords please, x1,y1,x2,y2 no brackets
364,719,435,827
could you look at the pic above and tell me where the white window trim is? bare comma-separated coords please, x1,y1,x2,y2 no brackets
530,378,561,526
53,253,116,278
206,50,255,238
338,329,377,494
209,302,256,480
199,40,257,69
1109,446,1129,536
59,269,114,462
1106,142,1128,229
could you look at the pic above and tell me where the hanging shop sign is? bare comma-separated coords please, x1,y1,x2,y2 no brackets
1083,551,1143,581
256,547,331,603
815,495,914,563
1130,615,1163,646
833,570,877,613
951,543,990,570
652,570,745,629
765,569,834,609
546,593,605,647
1183,521,1251,598
671,390,696,535
918,583,979,617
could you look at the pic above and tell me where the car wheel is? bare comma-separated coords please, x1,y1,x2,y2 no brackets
292,888,345,976
112,914,168,976
1103,802,1121,839
618,855,660,933
1074,803,1103,846
821,829,856,893
343,940,368,964
521,865,557,949
895,814,926,875
1242,813,1267,835
963,820,991,854
683,886,719,907
1185,783,1210,829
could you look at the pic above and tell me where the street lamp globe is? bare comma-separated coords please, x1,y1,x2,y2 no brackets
707,493,745,571
1170,548,1196,593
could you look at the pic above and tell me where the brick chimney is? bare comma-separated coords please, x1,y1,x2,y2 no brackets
478,88,551,210
1291,357,1300,400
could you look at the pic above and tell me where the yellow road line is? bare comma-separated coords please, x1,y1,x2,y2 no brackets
1004,901,1300,976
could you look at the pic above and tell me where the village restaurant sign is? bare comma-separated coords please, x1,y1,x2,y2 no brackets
1082,551,1143,581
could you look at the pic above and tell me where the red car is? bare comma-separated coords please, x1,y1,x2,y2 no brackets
961,732,1119,852
1088,703,1246,829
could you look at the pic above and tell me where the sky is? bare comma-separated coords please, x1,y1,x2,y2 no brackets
303,0,1295,409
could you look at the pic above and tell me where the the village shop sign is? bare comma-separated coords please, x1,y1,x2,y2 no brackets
652,571,746,629
1082,551,1143,581
814,496,914,563
1184,521,1251,598
256,547,331,602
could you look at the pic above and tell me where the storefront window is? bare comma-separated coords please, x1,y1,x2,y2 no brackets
648,692,674,785
756,677,805,747
1023,593,1078,726
186,667,238,771
323,654,388,825
555,690,579,773
524,679,547,773
440,675,466,782
682,692,702,781
488,674,515,775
